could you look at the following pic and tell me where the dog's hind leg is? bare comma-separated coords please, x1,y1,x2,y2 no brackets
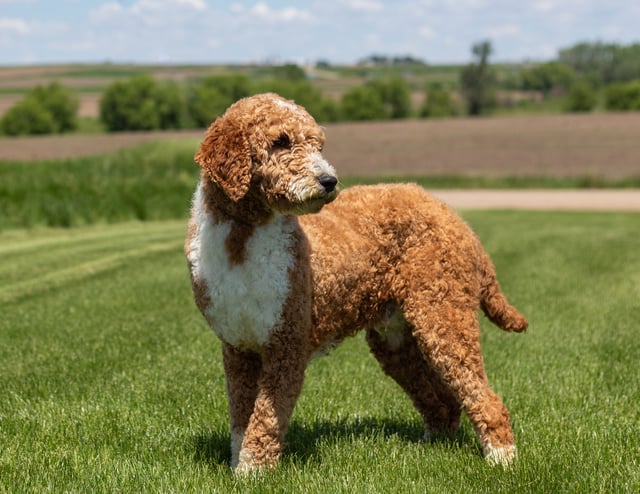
365,327,461,438
402,297,517,467
222,343,262,469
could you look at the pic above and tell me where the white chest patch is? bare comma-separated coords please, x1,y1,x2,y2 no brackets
187,183,295,350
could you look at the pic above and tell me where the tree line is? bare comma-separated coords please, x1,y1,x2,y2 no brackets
3,41,640,136
0,70,456,135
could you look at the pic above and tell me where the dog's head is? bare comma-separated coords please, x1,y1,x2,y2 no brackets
195,93,338,215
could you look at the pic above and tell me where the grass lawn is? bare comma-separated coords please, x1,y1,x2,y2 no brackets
1,211,639,493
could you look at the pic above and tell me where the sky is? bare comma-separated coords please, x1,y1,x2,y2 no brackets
1,0,639,66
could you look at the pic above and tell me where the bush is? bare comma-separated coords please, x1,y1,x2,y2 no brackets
187,75,251,127
421,84,458,118
0,82,78,136
27,82,79,132
100,75,185,131
564,81,597,112
1,98,56,136
368,76,412,119
340,85,386,121
605,81,640,110
520,62,576,94
272,63,307,81
253,80,339,123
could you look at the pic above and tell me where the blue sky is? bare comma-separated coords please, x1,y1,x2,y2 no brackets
1,0,639,66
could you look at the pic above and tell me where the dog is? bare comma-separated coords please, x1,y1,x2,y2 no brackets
185,93,528,473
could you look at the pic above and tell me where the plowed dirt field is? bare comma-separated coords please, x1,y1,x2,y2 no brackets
1,113,639,181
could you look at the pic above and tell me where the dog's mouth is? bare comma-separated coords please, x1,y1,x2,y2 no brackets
288,187,338,215
277,173,338,214
280,172,339,215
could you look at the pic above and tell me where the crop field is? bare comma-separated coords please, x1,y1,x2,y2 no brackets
1,212,639,492
2,112,640,182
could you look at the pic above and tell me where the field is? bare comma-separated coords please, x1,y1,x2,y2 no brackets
2,67,639,490
1,212,639,492
0,62,458,119
2,112,640,182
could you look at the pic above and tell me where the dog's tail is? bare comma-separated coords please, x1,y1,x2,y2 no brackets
479,251,528,333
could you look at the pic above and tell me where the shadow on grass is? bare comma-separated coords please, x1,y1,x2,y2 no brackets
191,415,475,469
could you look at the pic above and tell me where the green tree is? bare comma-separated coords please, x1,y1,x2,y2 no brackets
100,75,185,131
421,84,458,118
558,42,640,85
368,76,412,119
564,80,597,112
520,62,576,94
340,85,386,121
28,82,79,132
0,98,56,136
0,82,79,135
605,81,640,111
273,63,307,81
253,79,339,122
460,40,496,116
187,75,251,128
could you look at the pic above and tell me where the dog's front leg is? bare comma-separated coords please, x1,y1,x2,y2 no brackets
236,328,309,473
222,343,262,470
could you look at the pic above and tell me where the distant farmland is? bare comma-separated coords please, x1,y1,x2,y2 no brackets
0,62,461,118
1,113,639,180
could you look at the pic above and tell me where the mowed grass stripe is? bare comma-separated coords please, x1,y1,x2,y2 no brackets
0,220,184,256
0,226,185,284
0,222,185,304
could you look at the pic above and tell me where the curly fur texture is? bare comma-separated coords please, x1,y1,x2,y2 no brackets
185,93,528,473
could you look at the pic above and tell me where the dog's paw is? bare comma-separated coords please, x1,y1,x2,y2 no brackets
234,450,264,476
483,444,517,468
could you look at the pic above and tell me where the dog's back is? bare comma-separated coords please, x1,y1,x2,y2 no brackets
299,183,527,348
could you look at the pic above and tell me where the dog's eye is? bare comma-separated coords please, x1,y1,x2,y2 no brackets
272,134,291,150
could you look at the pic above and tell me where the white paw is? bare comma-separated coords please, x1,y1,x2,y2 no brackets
484,444,517,468
234,449,262,476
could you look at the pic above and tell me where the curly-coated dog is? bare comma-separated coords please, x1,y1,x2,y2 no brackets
185,93,528,473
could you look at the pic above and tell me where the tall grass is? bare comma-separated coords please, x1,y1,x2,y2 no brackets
1,211,639,492
2,140,640,230
0,140,200,229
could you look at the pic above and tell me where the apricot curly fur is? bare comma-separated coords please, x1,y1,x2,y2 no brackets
185,93,528,473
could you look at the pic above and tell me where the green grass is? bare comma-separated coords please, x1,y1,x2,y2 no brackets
0,140,200,229
1,211,639,492
2,140,640,230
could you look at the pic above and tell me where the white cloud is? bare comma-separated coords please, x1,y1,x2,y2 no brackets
175,0,206,10
2,0,639,66
343,0,384,12
90,0,206,22
89,2,125,21
232,3,312,23
0,18,30,35
532,1,556,13
129,0,207,14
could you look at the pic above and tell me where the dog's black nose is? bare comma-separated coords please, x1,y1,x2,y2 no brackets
318,174,338,193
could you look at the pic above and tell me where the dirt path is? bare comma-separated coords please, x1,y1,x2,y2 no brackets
430,189,640,211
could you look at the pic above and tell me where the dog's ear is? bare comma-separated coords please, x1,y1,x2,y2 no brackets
194,116,252,202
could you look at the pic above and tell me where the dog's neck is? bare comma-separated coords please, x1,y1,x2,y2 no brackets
201,178,274,226
200,178,300,266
